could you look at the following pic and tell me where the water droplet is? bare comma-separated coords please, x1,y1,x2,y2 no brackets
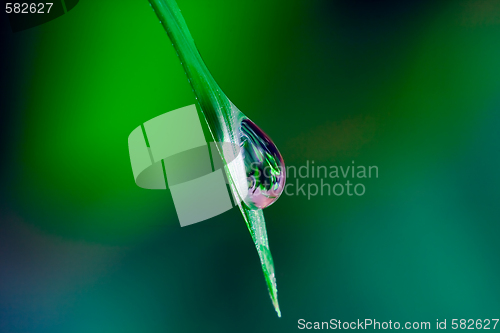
240,118,286,209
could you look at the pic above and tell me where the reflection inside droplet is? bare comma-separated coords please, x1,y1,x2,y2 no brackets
240,118,286,209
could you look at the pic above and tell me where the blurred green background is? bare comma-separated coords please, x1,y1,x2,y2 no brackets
1,0,500,332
